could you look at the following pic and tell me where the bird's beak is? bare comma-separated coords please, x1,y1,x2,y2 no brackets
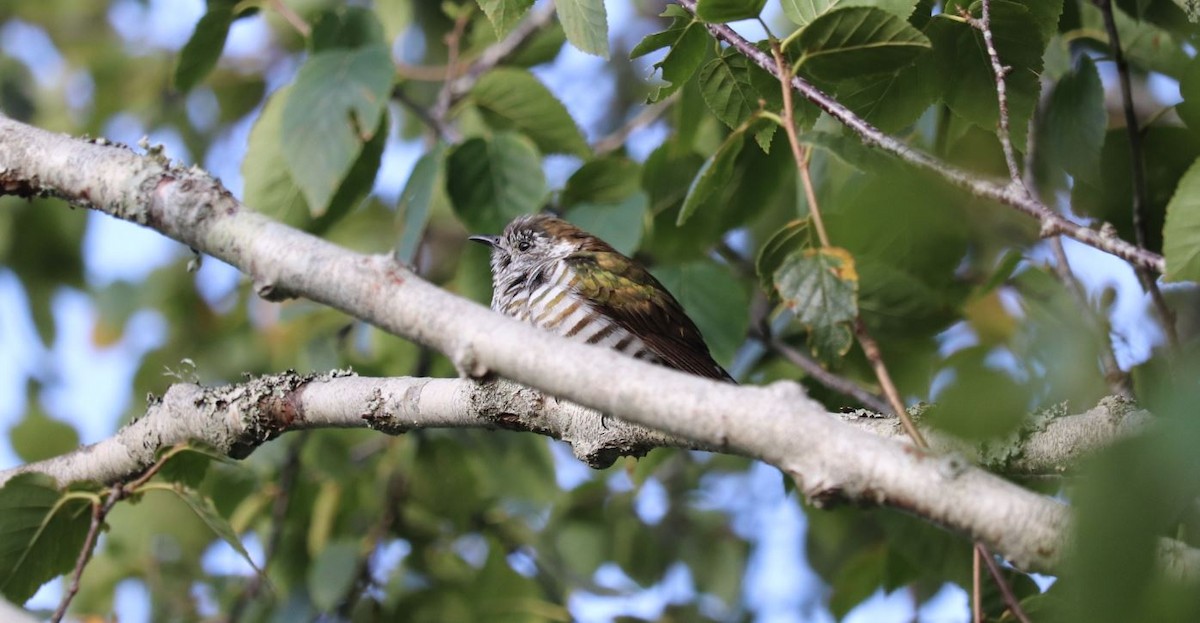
468,235,501,248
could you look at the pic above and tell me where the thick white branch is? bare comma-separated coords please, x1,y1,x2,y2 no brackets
0,115,1193,577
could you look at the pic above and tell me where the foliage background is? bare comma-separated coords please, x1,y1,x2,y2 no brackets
1,0,1200,621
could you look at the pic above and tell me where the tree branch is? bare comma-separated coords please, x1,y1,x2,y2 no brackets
673,0,1165,274
0,114,1193,577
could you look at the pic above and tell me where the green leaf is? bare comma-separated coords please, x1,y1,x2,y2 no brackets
793,7,931,82
173,6,233,93
565,192,648,257
477,0,535,37
1164,157,1200,282
560,157,641,208
308,540,361,612
834,52,938,133
694,0,766,23
395,143,448,264
9,411,79,463
630,7,709,103
166,485,262,576
1076,1,1188,78
555,0,608,58
446,132,548,234
0,474,92,603
1038,56,1105,185
471,67,589,157
652,261,750,365
281,44,393,215
698,53,759,132
677,127,746,225
245,86,385,233
309,6,386,51
781,0,919,27
774,247,858,326
1178,54,1200,137
928,0,1048,151
756,219,813,293
925,352,1030,440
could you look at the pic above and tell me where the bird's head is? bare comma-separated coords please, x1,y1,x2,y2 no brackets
469,214,595,276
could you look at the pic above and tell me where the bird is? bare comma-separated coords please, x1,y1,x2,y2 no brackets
469,214,734,382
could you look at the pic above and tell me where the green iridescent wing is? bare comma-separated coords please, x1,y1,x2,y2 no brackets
567,250,734,382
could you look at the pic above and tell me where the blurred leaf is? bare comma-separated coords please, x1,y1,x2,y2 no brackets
564,192,648,256
555,0,608,58
308,539,360,612
834,52,938,133
631,6,709,102
792,7,931,82
1038,56,1105,186
309,6,386,51
694,0,767,23
0,474,92,603
924,351,1030,440
652,261,750,365
281,44,392,215
1077,1,1189,78
395,143,449,264
829,545,886,618
9,409,79,464
781,0,920,27
173,6,233,93
1179,54,1200,138
1164,157,1200,282
472,67,589,157
561,157,641,208
478,0,535,37
445,132,548,233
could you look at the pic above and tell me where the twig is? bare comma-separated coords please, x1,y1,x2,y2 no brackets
771,339,890,414
977,543,1033,623
960,1,1023,188
673,0,1165,274
594,92,678,155
392,86,453,142
228,435,307,622
268,0,310,38
1093,0,1179,349
448,3,558,99
51,486,120,623
769,39,926,446
972,545,983,623
429,9,473,132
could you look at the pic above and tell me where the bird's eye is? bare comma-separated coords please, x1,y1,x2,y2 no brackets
516,240,532,252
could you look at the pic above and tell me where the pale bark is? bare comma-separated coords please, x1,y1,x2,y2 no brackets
0,115,1193,578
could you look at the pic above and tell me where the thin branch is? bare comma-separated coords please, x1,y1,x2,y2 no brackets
594,92,678,155
972,545,983,623
960,1,1024,188
770,43,830,248
51,487,118,623
429,9,473,134
1093,0,1179,348
448,3,558,99
853,320,927,447
268,0,311,38
977,543,1033,623
771,339,890,414
673,0,1166,274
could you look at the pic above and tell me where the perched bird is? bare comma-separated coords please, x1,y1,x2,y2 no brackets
470,214,734,382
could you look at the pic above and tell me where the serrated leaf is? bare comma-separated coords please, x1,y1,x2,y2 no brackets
694,0,767,23
471,67,589,156
166,485,261,576
1039,56,1105,185
308,540,361,611
0,474,92,602
677,127,746,225
698,53,759,131
774,247,859,327
560,157,641,208
782,0,919,27
446,132,548,233
1164,157,1200,282
793,7,931,82
281,44,392,215
630,8,708,102
555,0,608,57
834,53,939,133
173,6,233,92
9,412,79,463
757,218,815,292
477,0,535,37
395,143,448,264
